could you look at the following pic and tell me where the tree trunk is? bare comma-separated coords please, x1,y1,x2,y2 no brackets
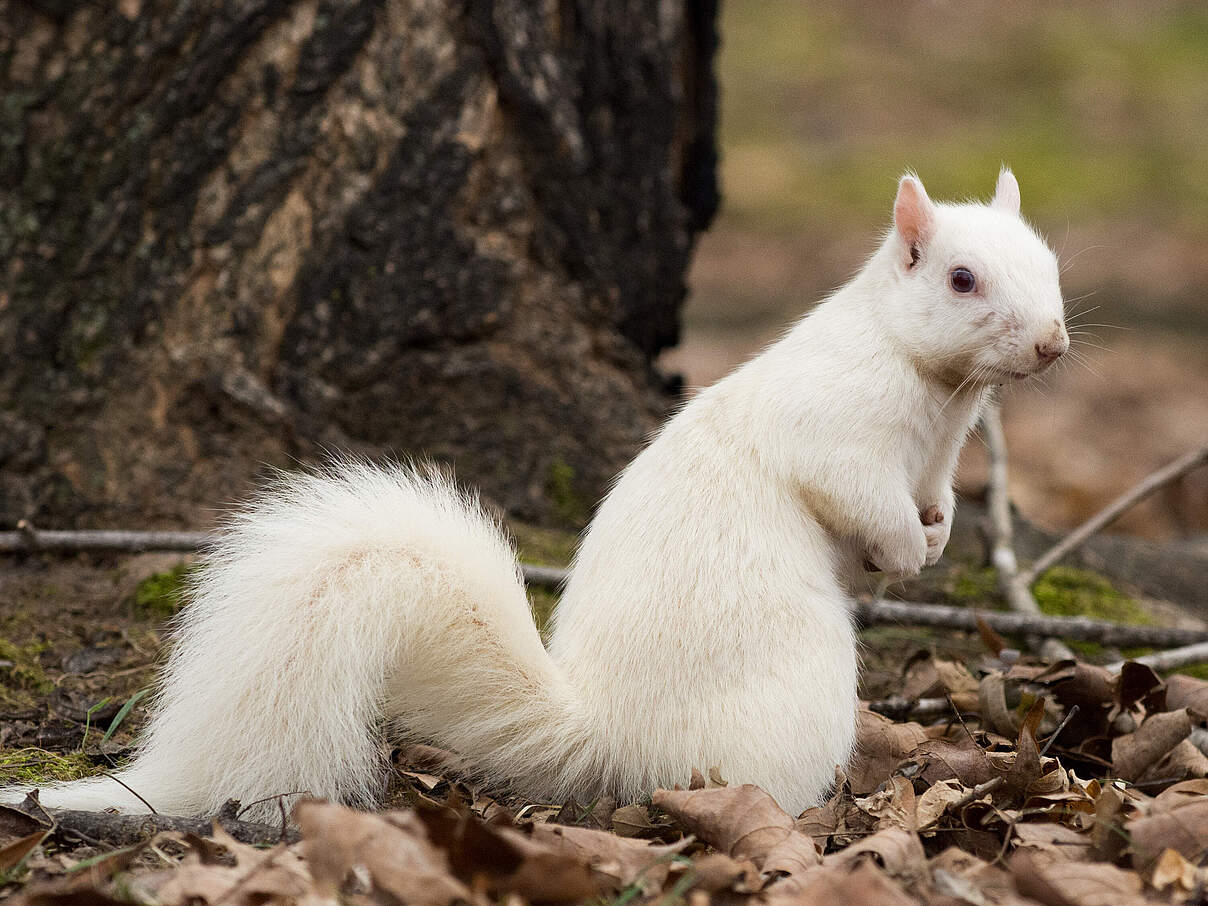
0,0,719,527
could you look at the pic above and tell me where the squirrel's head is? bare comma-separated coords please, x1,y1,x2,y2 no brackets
882,169,1068,387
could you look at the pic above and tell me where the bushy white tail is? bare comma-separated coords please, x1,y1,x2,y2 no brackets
14,462,584,822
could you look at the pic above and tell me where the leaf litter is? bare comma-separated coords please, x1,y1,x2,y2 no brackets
6,653,1208,904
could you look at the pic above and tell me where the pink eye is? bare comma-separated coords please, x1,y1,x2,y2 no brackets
950,267,977,293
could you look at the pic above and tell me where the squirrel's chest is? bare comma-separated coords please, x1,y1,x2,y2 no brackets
896,393,985,486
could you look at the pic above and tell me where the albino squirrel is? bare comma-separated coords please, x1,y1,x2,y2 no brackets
6,170,1067,821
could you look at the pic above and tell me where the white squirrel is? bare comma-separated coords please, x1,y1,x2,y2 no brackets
6,170,1067,821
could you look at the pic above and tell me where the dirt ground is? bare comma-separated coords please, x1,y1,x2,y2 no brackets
0,554,180,766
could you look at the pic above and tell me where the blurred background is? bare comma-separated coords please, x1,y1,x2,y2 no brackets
663,0,1208,540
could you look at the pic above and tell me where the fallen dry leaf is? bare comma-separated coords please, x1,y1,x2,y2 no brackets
521,821,690,893
296,800,475,906
1010,849,1149,906
848,709,929,795
1089,782,1129,861
929,846,1028,906
854,775,917,830
1149,846,1199,893
1151,777,1208,810
1127,794,1208,868
916,778,969,829
1011,822,1093,862
651,784,820,882
0,830,49,874
1136,737,1208,786
1163,673,1208,716
678,851,762,895
1116,661,1166,715
826,826,928,889
1110,707,1193,780
610,803,657,837
767,856,919,906
912,735,998,787
133,828,316,906
651,784,794,864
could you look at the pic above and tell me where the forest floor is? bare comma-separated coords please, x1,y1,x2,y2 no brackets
3,526,1208,903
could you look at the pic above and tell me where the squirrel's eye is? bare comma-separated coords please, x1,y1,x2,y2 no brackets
950,267,977,293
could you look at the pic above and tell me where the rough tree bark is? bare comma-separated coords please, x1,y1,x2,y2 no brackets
0,0,719,527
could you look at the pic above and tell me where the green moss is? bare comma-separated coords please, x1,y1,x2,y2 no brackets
946,564,1002,608
1174,663,1208,680
0,748,100,785
1032,566,1152,658
1032,566,1149,622
510,522,579,568
545,457,588,526
0,638,53,709
528,588,560,639
131,563,192,620
509,522,574,641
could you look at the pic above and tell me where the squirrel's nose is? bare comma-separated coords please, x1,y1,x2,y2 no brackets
1034,329,1069,364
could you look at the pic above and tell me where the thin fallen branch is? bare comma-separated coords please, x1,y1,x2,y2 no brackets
948,776,1005,812
0,523,208,553
6,525,1201,645
981,403,1074,661
855,598,1208,648
50,808,299,847
1105,641,1208,674
866,696,954,721
1019,443,1208,586
0,523,567,589
521,563,568,589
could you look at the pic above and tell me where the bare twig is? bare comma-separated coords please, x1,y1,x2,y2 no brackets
1105,641,1208,674
866,696,953,721
855,597,1208,647
61,808,300,846
949,776,1005,812
0,523,567,589
21,807,299,846
981,403,1074,660
1039,704,1080,757
1020,444,1208,585
983,403,1021,594
5,524,1200,646
521,563,567,589
0,523,208,553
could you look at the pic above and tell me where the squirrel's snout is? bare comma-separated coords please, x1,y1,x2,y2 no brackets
1034,327,1069,365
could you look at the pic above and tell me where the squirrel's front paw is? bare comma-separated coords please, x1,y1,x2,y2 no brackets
920,504,951,566
867,525,928,577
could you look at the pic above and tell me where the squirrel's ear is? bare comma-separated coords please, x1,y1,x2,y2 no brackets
893,174,935,266
992,167,1021,215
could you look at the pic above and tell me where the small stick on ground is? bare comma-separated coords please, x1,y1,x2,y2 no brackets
0,523,566,589
0,524,208,553
981,403,1075,661
1039,705,1080,757
47,809,300,846
855,598,1208,647
866,696,953,721
1019,443,1208,585
1106,641,1208,674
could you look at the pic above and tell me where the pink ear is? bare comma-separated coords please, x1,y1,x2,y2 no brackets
992,168,1021,215
893,174,935,260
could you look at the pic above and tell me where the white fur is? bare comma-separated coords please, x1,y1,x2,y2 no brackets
5,172,1066,820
